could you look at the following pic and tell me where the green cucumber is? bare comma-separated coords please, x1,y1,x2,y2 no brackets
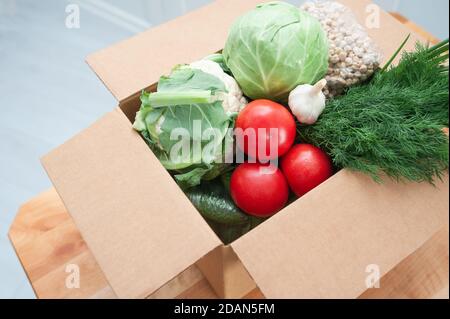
186,178,267,243
217,222,251,245
204,219,243,245
186,180,249,226
220,171,232,193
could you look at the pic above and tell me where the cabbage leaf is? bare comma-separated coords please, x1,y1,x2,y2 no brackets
223,1,329,102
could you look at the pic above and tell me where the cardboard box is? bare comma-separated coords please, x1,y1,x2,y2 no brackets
41,0,449,298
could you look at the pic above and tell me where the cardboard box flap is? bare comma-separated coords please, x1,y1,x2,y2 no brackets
232,171,449,298
86,0,263,102
41,109,221,298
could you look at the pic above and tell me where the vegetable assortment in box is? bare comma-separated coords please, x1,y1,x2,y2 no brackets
41,0,449,299
133,0,448,244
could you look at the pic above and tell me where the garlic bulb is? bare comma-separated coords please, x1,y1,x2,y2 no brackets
288,79,327,125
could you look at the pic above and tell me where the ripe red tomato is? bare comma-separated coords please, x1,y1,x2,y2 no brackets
281,144,333,197
235,99,296,161
230,162,289,217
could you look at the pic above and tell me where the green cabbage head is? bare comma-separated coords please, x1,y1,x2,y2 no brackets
223,1,329,102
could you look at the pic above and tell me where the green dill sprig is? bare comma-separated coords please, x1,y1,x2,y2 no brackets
298,40,449,184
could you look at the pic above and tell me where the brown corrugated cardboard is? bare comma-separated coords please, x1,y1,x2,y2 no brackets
338,0,422,57
41,0,449,299
86,0,263,102
196,246,257,298
232,171,449,298
41,108,221,298
359,224,449,299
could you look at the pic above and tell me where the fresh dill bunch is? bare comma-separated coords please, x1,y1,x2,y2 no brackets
298,39,449,183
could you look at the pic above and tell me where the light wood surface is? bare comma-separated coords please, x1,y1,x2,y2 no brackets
8,188,449,299
8,188,264,299
7,14,448,299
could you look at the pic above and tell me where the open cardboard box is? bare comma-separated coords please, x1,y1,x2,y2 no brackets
41,0,449,298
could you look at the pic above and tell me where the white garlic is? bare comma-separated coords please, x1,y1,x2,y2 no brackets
288,79,327,125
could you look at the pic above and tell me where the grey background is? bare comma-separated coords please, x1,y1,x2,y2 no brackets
0,0,448,299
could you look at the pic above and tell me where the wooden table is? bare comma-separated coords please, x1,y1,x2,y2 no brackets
8,14,449,299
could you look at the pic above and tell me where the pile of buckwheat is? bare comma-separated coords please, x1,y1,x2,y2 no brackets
301,1,383,98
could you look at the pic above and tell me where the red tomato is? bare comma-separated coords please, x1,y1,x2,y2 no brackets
230,162,289,217
281,144,333,197
235,99,296,161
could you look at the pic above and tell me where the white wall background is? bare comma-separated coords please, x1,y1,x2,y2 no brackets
0,0,448,299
